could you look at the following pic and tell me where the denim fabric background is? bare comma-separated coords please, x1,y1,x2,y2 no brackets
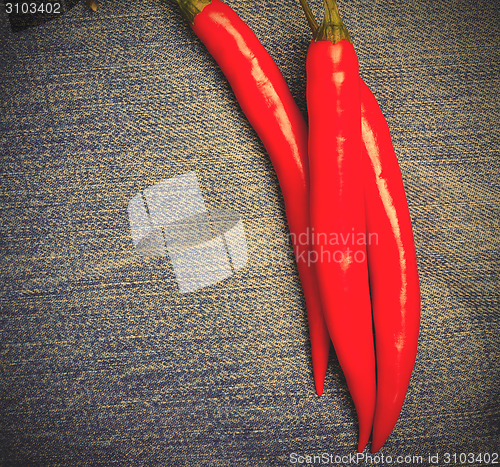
0,0,498,465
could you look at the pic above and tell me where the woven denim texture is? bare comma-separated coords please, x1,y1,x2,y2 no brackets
0,0,498,465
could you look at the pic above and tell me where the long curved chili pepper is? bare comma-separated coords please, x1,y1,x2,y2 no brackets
299,0,421,452
303,0,376,452
360,81,420,453
174,0,331,395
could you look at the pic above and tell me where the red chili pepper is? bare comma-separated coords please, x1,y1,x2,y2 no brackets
299,0,420,452
303,0,376,452
175,0,331,395
361,80,420,452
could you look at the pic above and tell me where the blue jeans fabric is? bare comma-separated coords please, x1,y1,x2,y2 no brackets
0,0,498,465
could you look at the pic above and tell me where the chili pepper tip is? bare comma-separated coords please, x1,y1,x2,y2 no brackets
371,439,383,453
315,377,324,397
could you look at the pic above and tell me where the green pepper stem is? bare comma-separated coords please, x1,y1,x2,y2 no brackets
176,0,211,24
297,0,319,37
316,0,351,44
